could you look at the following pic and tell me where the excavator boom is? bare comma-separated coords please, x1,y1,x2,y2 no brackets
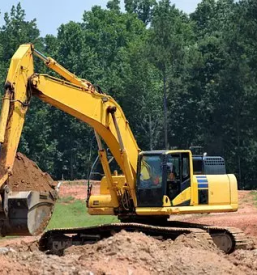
0,45,33,185
0,44,140,235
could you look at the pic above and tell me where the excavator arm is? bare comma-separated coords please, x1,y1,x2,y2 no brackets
0,44,140,236
0,45,34,186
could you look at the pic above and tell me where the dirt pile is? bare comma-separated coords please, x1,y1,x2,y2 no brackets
1,228,257,274
65,231,237,275
6,239,39,253
0,230,252,275
172,231,218,251
227,249,257,274
0,255,33,275
8,152,55,192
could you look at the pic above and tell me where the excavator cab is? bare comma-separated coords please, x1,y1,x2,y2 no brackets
136,150,192,207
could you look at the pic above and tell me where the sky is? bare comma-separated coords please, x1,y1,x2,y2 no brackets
0,0,201,36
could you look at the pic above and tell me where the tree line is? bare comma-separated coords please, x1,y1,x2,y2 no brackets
0,0,257,188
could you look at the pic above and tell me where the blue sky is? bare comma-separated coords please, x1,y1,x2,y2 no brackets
0,0,201,36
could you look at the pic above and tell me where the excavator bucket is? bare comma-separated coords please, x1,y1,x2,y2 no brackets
0,189,57,236
0,153,58,237
2,190,57,236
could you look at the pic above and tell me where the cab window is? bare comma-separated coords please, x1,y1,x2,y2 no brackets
182,154,190,180
139,155,162,189
166,155,180,181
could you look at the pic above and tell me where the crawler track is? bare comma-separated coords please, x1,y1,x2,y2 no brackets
39,221,253,255
162,221,253,253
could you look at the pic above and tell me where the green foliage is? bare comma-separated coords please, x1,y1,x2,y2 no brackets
2,1,257,188
0,3,41,87
124,0,156,24
107,0,121,12
147,0,195,148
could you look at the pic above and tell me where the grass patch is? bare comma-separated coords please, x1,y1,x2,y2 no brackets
60,180,88,186
58,196,75,204
0,236,19,241
47,199,118,229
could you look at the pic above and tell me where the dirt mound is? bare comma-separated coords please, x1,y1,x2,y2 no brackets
173,232,219,252
1,230,257,274
6,240,39,253
8,152,55,192
227,249,257,274
65,230,237,275
0,255,33,275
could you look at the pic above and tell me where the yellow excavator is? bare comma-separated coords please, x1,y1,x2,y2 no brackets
0,44,250,254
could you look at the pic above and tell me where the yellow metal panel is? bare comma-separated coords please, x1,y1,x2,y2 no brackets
100,175,126,195
88,208,114,215
45,57,94,92
172,187,191,206
88,194,113,208
98,150,119,207
192,176,199,205
208,175,231,205
0,44,33,188
164,150,193,154
228,174,238,207
136,204,237,215
0,91,11,143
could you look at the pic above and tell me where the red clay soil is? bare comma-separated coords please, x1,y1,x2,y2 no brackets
58,181,88,200
8,152,55,192
64,231,237,275
58,180,100,200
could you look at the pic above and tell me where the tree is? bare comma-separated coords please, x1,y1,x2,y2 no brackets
148,0,194,149
82,4,162,150
124,0,156,24
190,0,257,187
107,0,121,12
0,3,40,61
0,3,41,87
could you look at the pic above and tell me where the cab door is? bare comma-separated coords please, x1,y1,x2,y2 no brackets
165,152,191,205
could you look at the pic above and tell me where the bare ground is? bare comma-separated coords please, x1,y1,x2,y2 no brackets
0,183,257,275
